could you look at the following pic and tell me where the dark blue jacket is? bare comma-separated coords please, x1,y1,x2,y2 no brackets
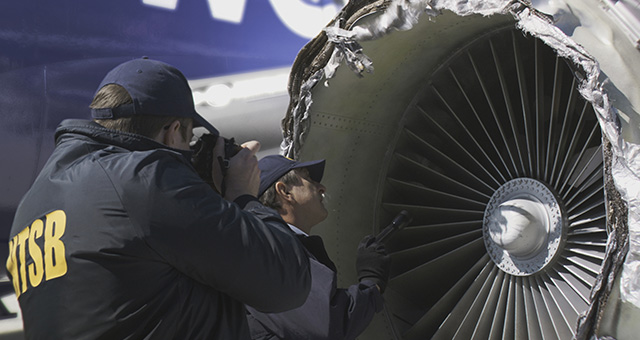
246,234,383,340
7,119,311,340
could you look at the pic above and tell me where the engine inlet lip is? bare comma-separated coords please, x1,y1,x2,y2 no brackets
483,178,567,276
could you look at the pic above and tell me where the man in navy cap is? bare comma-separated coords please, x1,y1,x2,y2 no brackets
246,155,390,340
6,58,311,339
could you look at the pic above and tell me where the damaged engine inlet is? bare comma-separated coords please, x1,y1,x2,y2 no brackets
282,0,640,339
380,27,606,340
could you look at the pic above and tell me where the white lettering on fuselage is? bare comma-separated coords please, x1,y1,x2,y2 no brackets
268,0,341,39
141,0,342,38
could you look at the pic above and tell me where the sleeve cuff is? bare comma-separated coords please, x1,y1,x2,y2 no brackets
359,279,385,312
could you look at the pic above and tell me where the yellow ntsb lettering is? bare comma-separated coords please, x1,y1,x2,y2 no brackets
6,210,68,298
44,210,67,280
28,219,44,288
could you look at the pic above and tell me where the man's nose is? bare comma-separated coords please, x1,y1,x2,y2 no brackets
317,183,326,193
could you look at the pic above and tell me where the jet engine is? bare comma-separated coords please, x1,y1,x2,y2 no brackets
280,0,640,339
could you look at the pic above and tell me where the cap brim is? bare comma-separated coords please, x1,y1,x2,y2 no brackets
193,113,219,136
293,159,325,183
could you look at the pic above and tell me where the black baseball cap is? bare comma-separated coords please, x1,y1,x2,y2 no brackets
91,58,219,136
258,155,326,197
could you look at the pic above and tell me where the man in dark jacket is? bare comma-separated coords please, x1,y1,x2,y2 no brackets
246,155,390,340
6,58,311,339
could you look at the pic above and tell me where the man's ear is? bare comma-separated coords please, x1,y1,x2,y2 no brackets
162,120,182,146
275,182,293,202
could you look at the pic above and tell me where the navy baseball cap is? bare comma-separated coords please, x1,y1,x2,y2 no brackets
258,155,326,197
91,58,219,136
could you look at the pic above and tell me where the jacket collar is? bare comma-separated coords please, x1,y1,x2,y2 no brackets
55,119,193,159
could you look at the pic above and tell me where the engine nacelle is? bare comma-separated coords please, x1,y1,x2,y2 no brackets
282,0,640,338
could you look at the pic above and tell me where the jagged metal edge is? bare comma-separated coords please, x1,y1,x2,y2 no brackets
281,0,640,335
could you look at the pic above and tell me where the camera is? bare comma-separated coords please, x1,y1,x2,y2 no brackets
191,133,243,193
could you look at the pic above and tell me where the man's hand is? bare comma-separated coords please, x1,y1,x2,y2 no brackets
217,140,261,202
356,235,391,293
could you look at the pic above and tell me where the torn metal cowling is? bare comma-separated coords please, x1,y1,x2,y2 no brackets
281,0,639,338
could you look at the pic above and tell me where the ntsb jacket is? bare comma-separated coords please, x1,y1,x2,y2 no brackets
246,234,383,340
6,119,311,340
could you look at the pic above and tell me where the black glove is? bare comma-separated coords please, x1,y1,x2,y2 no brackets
356,235,391,293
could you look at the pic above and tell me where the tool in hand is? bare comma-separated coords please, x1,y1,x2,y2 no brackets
375,210,412,243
